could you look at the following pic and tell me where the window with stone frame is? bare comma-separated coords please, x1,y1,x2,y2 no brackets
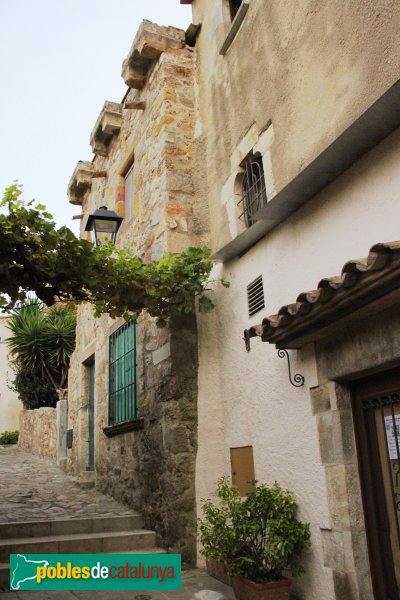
124,159,135,221
109,321,137,425
237,152,268,228
229,0,243,21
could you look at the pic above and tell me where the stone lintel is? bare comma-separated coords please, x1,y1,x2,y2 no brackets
121,20,185,89
67,161,95,205
90,101,123,157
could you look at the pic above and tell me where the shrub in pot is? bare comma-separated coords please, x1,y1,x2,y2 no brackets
198,478,311,600
197,478,237,585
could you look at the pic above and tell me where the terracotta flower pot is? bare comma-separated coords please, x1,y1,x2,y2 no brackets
232,575,292,600
206,559,232,585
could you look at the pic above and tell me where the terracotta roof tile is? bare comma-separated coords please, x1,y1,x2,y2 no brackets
248,241,400,347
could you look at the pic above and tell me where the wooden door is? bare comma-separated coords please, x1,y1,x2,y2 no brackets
352,367,400,600
87,362,95,471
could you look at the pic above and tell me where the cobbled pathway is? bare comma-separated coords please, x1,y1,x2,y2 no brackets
0,446,134,522
0,446,235,599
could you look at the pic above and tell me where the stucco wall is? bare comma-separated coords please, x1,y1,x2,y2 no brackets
18,407,57,460
191,1,400,596
196,127,400,600
0,318,22,433
191,0,400,252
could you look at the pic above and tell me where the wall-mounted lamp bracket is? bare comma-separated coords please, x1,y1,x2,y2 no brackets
277,348,305,387
243,329,251,352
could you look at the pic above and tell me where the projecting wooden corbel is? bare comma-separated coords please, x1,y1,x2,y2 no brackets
124,101,146,110
91,170,108,178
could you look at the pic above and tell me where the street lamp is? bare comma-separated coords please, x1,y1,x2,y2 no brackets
84,206,123,245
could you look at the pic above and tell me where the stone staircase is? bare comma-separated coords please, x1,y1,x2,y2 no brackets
0,514,163,592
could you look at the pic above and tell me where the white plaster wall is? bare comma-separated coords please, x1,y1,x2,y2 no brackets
0,318,22,433
196,128,400,599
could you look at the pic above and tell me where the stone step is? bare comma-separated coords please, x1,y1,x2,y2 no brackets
0,514,143,539
0,529,156,562
72,478,96,490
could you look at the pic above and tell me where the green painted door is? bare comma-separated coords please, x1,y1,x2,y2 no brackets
87,363,95,471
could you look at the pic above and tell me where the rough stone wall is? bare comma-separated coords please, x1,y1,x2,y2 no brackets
18,408,57,460
96,314,198,563
80,47,208,257
67,28,204,565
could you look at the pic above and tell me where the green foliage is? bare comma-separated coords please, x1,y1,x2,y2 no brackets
0,430,19,445
198,477,311,583
0,183,97,310
0,184,225,324
90,244,216,325
6,299,76,392
12,368,59,410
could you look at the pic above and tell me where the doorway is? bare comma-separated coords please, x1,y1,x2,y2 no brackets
352,367,400,599
87,362,95,471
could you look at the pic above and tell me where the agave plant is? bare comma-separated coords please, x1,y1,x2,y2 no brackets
6,299,76,399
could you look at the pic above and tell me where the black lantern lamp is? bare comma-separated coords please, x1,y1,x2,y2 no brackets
84,206,123,245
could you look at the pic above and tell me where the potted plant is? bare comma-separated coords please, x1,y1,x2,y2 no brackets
198,478,311,600
197,478,235,585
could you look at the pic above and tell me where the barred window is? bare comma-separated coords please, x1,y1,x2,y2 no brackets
124,159,135,221
109,321,137,425
237,153,268,228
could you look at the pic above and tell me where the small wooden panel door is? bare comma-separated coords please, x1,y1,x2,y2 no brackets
230,446,255,496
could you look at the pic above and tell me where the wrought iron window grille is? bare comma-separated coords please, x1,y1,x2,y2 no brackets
237,153,268,228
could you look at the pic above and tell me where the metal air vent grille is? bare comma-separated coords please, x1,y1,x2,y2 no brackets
247,275,265,317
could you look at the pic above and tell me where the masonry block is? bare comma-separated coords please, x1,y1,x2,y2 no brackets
122,20,185,89
310,384,331,414
67,161,95,205
90,101,123,157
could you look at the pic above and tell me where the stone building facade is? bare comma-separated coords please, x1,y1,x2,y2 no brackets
67,21,207,565
66,2,400,597
185,1,400,599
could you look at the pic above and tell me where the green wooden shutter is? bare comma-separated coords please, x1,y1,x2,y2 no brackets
109,321,137,424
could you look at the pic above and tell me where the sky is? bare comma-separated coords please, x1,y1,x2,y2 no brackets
0,0,192,234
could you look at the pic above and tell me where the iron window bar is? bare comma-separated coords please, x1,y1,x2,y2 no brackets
237,154,268,228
